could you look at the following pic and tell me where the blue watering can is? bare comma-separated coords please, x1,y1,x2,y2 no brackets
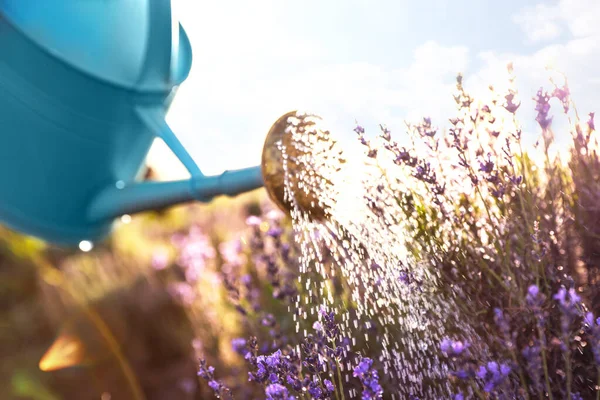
0,0,273,247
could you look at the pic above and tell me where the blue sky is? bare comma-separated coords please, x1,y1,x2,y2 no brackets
151,0,600,177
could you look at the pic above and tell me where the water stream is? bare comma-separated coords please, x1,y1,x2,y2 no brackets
278,112,483,398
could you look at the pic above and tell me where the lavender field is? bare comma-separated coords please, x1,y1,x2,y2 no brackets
2,68,600,400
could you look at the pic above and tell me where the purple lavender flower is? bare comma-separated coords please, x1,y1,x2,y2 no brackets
265,350,282,368
286,375,302,392
219,239,245,266
172,226,216,283
478,157,494,174
166,282,196,306
379,125,391,141
208,380,220,391
323,379,335,393
553,286,582,339
553,287,581,309
267,227,283,238
307,382,323,398
265,383,295,400
248,346,304,393
584,312,600,365
318,307,340,341
354,358,373,376
300,335,326,374
476,361,511,393
262,313,277,327
552,84,570,113
534,87,553,130
504,92,521,113
232,338,248,356
353,357,383,399
526,284,544,308
440,338,469,356
197,360,232,399
493,308,512,347
522,342,543,393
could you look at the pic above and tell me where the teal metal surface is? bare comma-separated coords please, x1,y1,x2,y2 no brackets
0,1,264,247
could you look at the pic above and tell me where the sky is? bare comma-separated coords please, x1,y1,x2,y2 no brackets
149,0,600,178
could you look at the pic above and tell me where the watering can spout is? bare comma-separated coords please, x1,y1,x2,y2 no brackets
87,104,265,223
87,167,263,222
88,110,339,225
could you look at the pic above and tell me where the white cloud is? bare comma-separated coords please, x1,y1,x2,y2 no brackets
512,4,563,44
512,0,600,43
164,28,469,175
557,0,600,37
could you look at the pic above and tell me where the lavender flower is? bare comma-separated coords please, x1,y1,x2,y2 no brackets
534,87,553,130
552,84,570,113
354,124,365,135
379,124,391,141
526,284,544,308
476,361,511,393
265,383,295,400
167,282,196,306
172,226,216,283
440,338,469,356
248,346,303,393
232,338,249,356
323,379,335,393
318,307,340,341
198,359,232,399
219,239,246,267
522,341,543,393
553,287,581,316
353,358,383,399
478,156,494,174
504,92,521,114
307,382,323,398
584,312,600,365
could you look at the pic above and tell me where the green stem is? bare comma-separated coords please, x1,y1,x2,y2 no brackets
335,358,346,400
469,382,486,400
537,326,554,400
508,347,530,400
330,339,346,400
596,367,600,400
564,324,572,400
565,351,572,400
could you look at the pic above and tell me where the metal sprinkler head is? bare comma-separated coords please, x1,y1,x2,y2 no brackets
261,111,346,221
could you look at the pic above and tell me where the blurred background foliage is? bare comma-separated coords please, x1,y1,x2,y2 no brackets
0,185,267,400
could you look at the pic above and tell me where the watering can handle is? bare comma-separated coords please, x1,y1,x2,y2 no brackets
135,0,174,89
135,105,203,177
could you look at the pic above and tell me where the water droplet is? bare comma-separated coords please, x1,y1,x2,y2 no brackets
115,180,125,189
121,214,132,224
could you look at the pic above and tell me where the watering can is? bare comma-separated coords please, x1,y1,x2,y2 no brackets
0,0,333,247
